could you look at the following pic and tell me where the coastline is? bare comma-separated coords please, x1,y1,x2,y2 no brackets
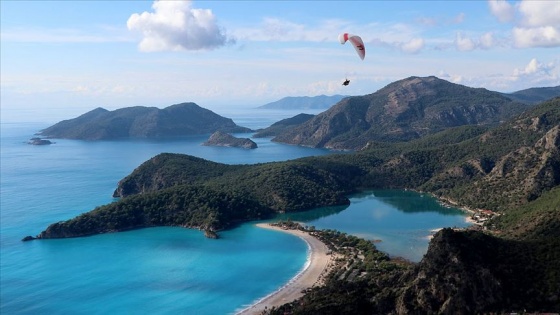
236,223,333,314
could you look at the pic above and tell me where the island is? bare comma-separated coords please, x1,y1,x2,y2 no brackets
27,138,53,145
202,131,257,149
38,102,252,140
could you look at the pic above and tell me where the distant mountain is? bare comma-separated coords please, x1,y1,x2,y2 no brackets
253,113,315,138
504,86,560,104
272,76,529,150
257,95,348,110
39,103,252,140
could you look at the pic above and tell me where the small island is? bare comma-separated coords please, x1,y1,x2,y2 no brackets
28,138,53,145
203,131,257,149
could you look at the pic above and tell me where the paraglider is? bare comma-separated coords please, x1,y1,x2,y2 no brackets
339,33,365,86
338,33,365,60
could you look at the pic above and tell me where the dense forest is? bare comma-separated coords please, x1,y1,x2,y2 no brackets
26,97,560,313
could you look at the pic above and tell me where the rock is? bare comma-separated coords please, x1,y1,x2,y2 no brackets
28,138,53,145
22,235,36,241
203,131,257,149
204,229,219,239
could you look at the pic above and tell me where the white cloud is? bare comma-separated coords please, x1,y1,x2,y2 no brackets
488,0,560,48
455,32,476,51
518,1,560,28
513,26,560,48
512,1,560,48
401,38,424,54
513,58,550,76
479,32,495,49
127,0,235,52
488,0,515,23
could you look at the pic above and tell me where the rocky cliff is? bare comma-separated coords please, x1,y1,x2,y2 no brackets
39,102,252,140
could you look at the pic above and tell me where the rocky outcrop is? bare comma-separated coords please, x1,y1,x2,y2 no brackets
27,138,53,145
203,131,257,149
38,103,252,140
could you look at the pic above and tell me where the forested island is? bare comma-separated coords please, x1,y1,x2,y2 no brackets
23,77,560,313
38,102,251,140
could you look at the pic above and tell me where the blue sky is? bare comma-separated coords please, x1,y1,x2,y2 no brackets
1,0,559,122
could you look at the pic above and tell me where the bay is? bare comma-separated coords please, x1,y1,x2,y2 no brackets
1,108,469,314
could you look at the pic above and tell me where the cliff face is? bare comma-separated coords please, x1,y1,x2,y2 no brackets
273,76,528,150
39,103,252,140
395,228,560,314
203,131,257,149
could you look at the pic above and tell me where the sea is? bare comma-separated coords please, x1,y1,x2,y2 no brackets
0,108,470,314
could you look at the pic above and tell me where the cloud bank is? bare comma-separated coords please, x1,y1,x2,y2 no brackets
127,0,235,52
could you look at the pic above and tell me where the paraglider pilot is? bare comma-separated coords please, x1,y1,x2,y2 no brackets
342,79,350,86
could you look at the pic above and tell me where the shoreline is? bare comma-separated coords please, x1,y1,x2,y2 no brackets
236,223,333,314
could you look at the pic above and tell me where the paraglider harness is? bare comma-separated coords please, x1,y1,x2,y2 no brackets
342,79,350,86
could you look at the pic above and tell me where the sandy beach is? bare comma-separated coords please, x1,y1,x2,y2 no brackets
236,223,333,314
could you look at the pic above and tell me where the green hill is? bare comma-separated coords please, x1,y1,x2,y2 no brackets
273,76,529,150
39,102,252,140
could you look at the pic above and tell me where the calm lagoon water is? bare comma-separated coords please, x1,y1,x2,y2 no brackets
1,108,469,314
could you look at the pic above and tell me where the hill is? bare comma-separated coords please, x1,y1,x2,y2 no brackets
39,102,252,140
272,76,529,150
257,95,348,110
504,85,560,104
203,131,257,149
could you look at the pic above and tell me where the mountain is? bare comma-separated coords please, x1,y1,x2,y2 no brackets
504,85,560,104
257,95,348,110
253,113,315,138
39,102,252,140
272,76,529,150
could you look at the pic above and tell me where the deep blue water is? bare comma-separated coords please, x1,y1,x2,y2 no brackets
1,108,469,314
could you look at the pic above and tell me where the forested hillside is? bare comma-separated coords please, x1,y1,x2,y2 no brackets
272,76,529,150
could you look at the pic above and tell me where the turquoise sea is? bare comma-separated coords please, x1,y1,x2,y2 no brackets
1,108,469,314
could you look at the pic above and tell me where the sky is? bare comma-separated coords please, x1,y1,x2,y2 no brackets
1,0,559,122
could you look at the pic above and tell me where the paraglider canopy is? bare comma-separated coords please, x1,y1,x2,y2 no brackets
338,33,365,60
